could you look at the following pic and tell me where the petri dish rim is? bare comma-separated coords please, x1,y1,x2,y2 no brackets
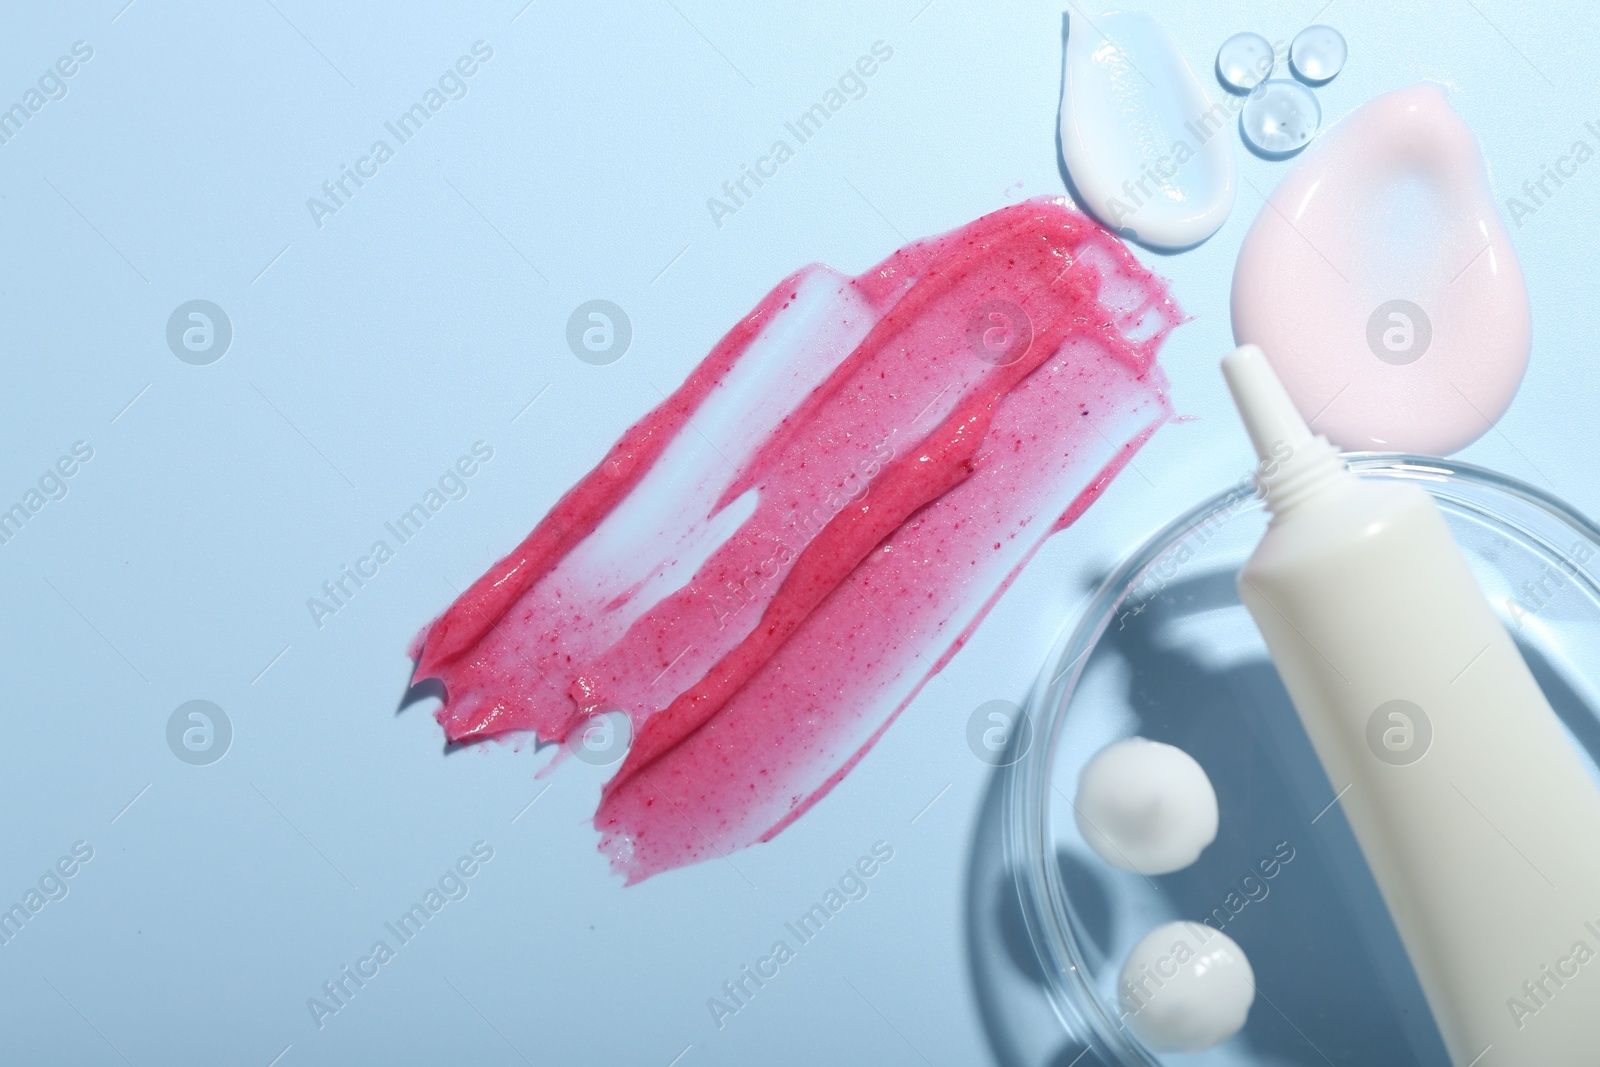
1003,452,1600,1064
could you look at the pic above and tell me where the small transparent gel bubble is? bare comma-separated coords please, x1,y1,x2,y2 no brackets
1291,25,1347,83
1241,79,1321,156
1217,32,1274,92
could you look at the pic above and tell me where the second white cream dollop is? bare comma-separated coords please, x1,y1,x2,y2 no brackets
1119,921,1256,1051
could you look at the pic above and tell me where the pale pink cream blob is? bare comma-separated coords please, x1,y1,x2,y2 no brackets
1232,84,1530,454
411,198,1181,883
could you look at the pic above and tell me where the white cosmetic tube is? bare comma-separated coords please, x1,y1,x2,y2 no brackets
1224,344,1600,1064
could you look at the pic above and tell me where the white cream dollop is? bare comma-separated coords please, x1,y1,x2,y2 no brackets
1074,737,1217,874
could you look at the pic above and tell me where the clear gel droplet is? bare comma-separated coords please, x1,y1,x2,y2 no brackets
1241,79,1321,155
1291,25,1347,83
1217,31,1274,92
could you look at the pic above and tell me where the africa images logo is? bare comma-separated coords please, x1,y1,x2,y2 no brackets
166,300,233,365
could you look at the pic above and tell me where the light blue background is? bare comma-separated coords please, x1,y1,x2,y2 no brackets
2,1,1595,1064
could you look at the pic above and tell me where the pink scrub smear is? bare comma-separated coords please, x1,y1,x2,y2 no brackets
1232,84,1530,454
411,198,1181,883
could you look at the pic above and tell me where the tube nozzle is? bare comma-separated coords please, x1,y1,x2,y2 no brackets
1221,344,1346,514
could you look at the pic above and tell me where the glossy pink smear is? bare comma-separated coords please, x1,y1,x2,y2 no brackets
1232,83,1531,454
412,198,1181,882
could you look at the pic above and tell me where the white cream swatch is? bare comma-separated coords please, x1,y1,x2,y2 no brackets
1060,10,1236,249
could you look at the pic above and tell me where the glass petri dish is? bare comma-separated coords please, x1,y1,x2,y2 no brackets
1004,455,1600,1065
